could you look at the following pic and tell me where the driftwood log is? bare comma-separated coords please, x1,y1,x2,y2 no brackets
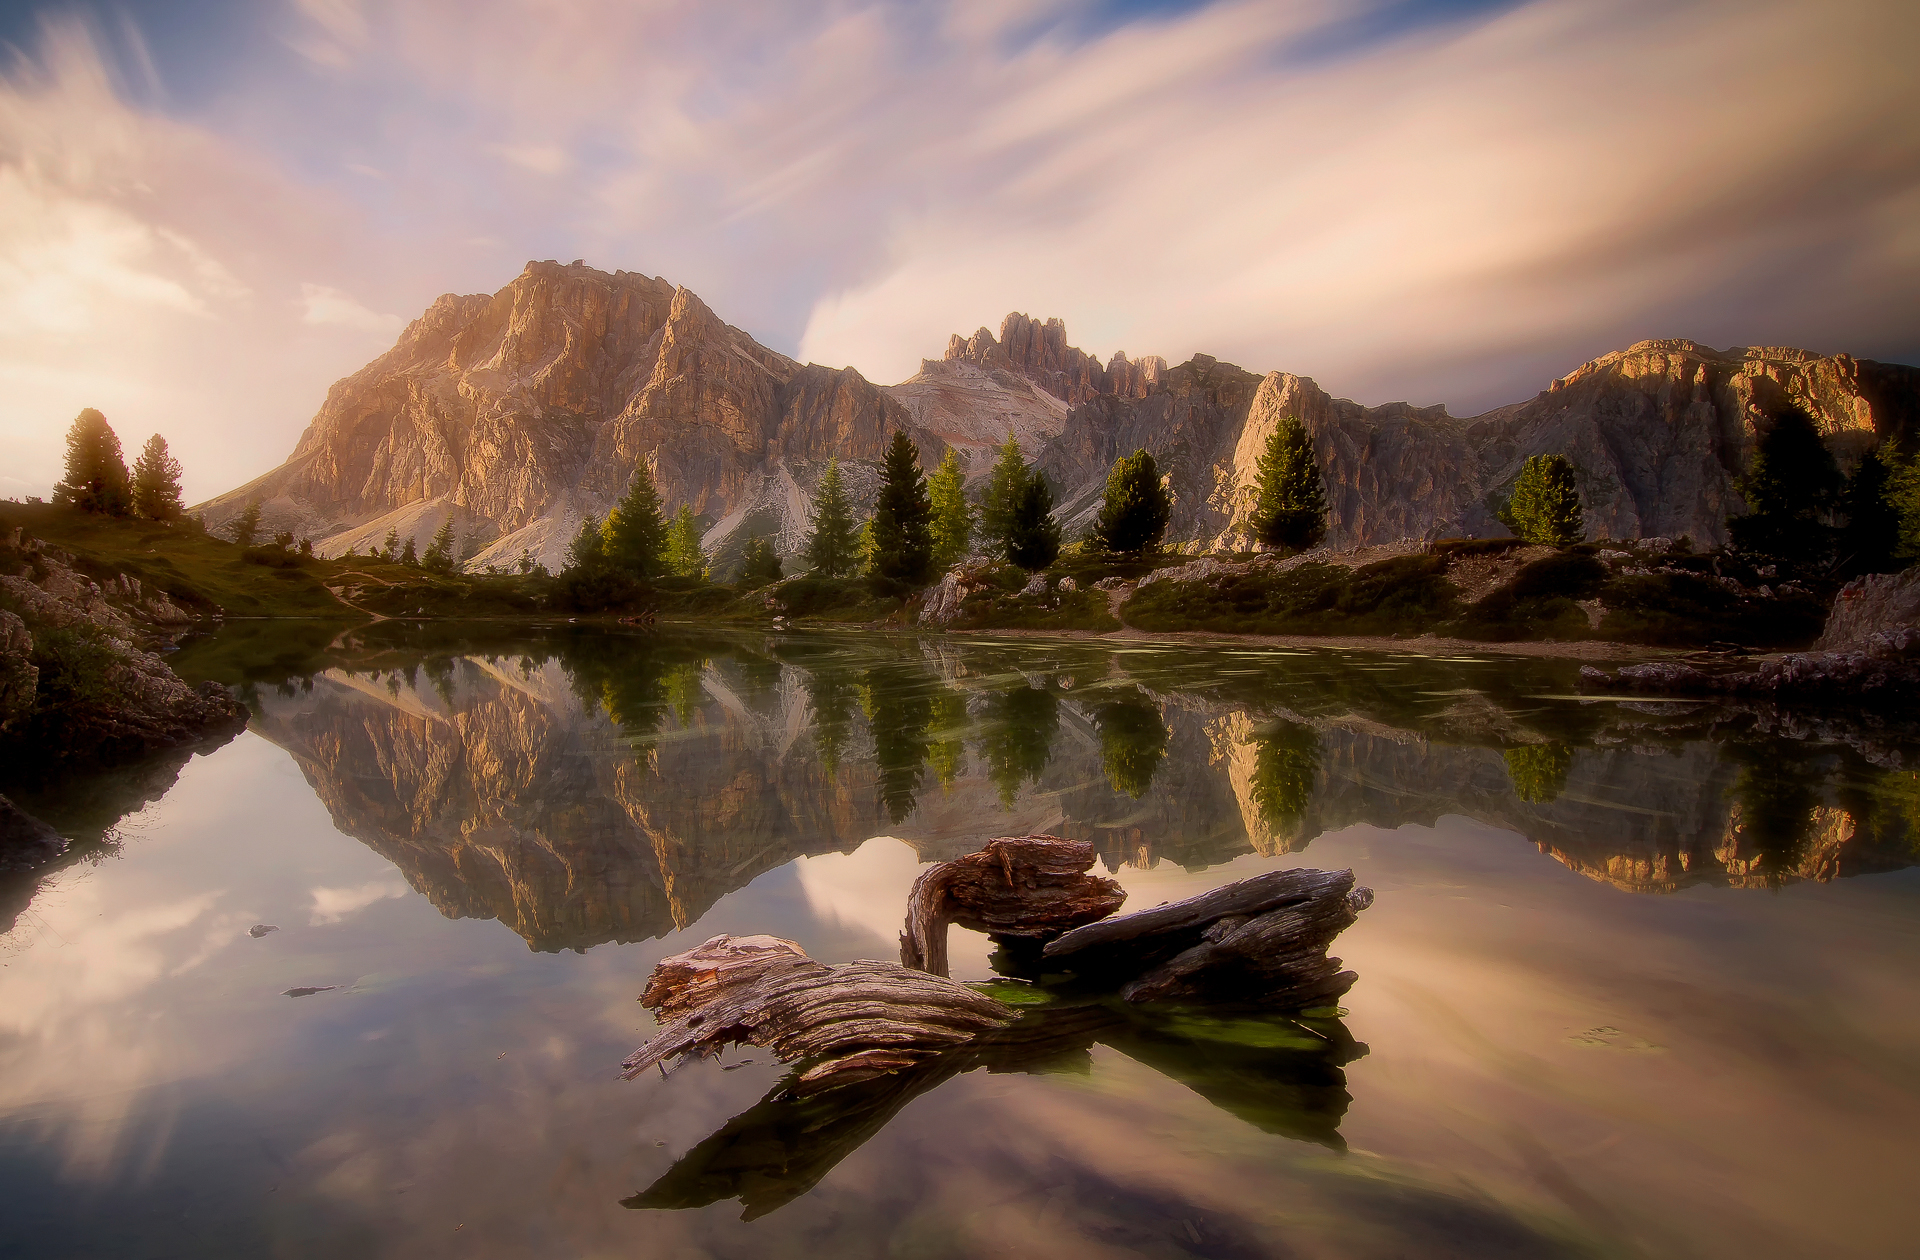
621,934,1016,1093
900,834,1125,975
1041,866,1374,1006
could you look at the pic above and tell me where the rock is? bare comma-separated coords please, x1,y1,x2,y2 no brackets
0,611,36,734
1583,627,1920,702
1057,576,1077,593
248,924,278,937
0,794,65,872
919,571,971,626
1019,572,1048,597
1817,568,1920,650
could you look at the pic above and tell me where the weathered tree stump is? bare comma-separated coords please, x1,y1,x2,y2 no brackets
1041,866,1374,1005
899,834,1126,975
621,934,1017,1093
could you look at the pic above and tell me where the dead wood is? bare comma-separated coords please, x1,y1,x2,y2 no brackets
900,834,1126,975
621,934,1016,1091
1042,866,1374,1005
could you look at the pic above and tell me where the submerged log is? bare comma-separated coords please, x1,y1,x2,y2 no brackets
621,934,1016,1092
900,834,1126,975
1042,866,1374,1005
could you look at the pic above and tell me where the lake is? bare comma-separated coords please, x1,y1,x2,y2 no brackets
2,624,1917,1258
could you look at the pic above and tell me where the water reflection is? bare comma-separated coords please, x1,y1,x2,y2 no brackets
165,627,1920,956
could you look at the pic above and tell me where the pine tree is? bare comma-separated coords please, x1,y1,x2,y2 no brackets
927,448,973,569
1838,447,1902,575
400,536,419,567
1005,471,1061,571
233,502,264,548
980,431,1027,558
517,549,536,575
422,518,457,573
52,409,131,515
1503,454,1585,546
740,536,783,586
1888,450,1920,562
1728,408,1841,561
565,515,606,573
603,465,668,578
664,505,708,579
380,525,400,561
872,431,935,587
130,434,185,522
1091,448,1171,556
1249,417,1327,551
805,458,859,577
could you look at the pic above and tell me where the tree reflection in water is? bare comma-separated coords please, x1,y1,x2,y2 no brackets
1728,746,1822,886
1094,693,1169,798
864,661,937,824
980,684,1059,808
1505,742,1573,805
1252,720,1320,831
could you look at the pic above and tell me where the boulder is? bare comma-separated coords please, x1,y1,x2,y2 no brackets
1817,568,1920,650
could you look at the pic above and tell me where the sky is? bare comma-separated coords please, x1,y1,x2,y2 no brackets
0,0,1916,503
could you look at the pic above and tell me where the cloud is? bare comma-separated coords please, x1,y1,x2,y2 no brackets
308,877,410,925
300,282,401,333
491,143,571,176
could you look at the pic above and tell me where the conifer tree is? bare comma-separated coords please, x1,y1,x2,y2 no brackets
1887,450,1920,562
1503,453,1585,546
1249,417,1327,552
233,502,265,548
664,505,708,579
1838,447,1902,574
400,536,419,567
927,448,973,569
130,434,185,522
603,465,668,578
1728,408,1840,560
422,518,457,573
380,525,400,560
740,536,783,586
1005,471,1061,571
1091,448,1171,556
52,408,131,515
872,431,935,587
565,515,606,574
805,458,859,577
980,431,1027,557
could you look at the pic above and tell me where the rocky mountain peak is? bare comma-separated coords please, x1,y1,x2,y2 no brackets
940,311,1166,406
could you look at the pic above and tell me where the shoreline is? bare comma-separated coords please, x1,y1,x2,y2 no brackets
952,624,1679,660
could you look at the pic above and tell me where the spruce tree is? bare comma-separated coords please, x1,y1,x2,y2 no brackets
233,502,265,548
1249,417,1327,551
604,465,668,578
1503,454,1585,546
805,458,858,577
1887,450,1920,562
52,408,131,515
130,434,185,522
1728,408,1840,561
740,536,783,586
872,431,935,588
927,448,973,569
980,431,1027,557
422,518,457,573
400,536,419,567
565,514,606,573
1091,448,1172,556
1005,471,1062,571
664,505,708,579
1838,447,1902,574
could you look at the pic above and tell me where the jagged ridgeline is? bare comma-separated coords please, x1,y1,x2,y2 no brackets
195,260,1920,575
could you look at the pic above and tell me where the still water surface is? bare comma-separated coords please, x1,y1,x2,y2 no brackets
3,625,1918,1258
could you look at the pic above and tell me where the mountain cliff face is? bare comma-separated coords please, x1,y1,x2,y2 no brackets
200,262,932,572
200,260,1919,570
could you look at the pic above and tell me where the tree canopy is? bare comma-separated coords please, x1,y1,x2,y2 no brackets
1091,448,1171,555
1249,417,1327,552
740,536,783,586
130,434,184,522
927,448,973,569
871,431,935,587
979,431,1027,558
422,518,457,573
604,465,668,578
233,502,265,548
1727,408,1841,562
1005,470,1062,571
805,458,860,577
1503,453,1585,546
53,409,131,515
664,505,708,579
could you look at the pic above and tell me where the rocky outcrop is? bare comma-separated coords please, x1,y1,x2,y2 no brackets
1579,627,1920,703
195,262,938,575
941,312,1165,407
1817,568,1920,649
0,532,246,763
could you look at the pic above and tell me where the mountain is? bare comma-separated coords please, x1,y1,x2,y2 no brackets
198,260,1920,571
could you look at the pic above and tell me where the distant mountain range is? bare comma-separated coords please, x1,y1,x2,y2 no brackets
196,259,1920,575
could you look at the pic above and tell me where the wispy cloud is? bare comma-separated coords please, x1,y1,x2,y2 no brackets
299,282,400,334
309,877,410,925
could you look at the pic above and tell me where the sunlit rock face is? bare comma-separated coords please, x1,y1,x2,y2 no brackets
197,262,931,574
201,257,1919,571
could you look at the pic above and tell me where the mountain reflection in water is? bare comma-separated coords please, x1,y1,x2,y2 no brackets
236,628,1920,953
